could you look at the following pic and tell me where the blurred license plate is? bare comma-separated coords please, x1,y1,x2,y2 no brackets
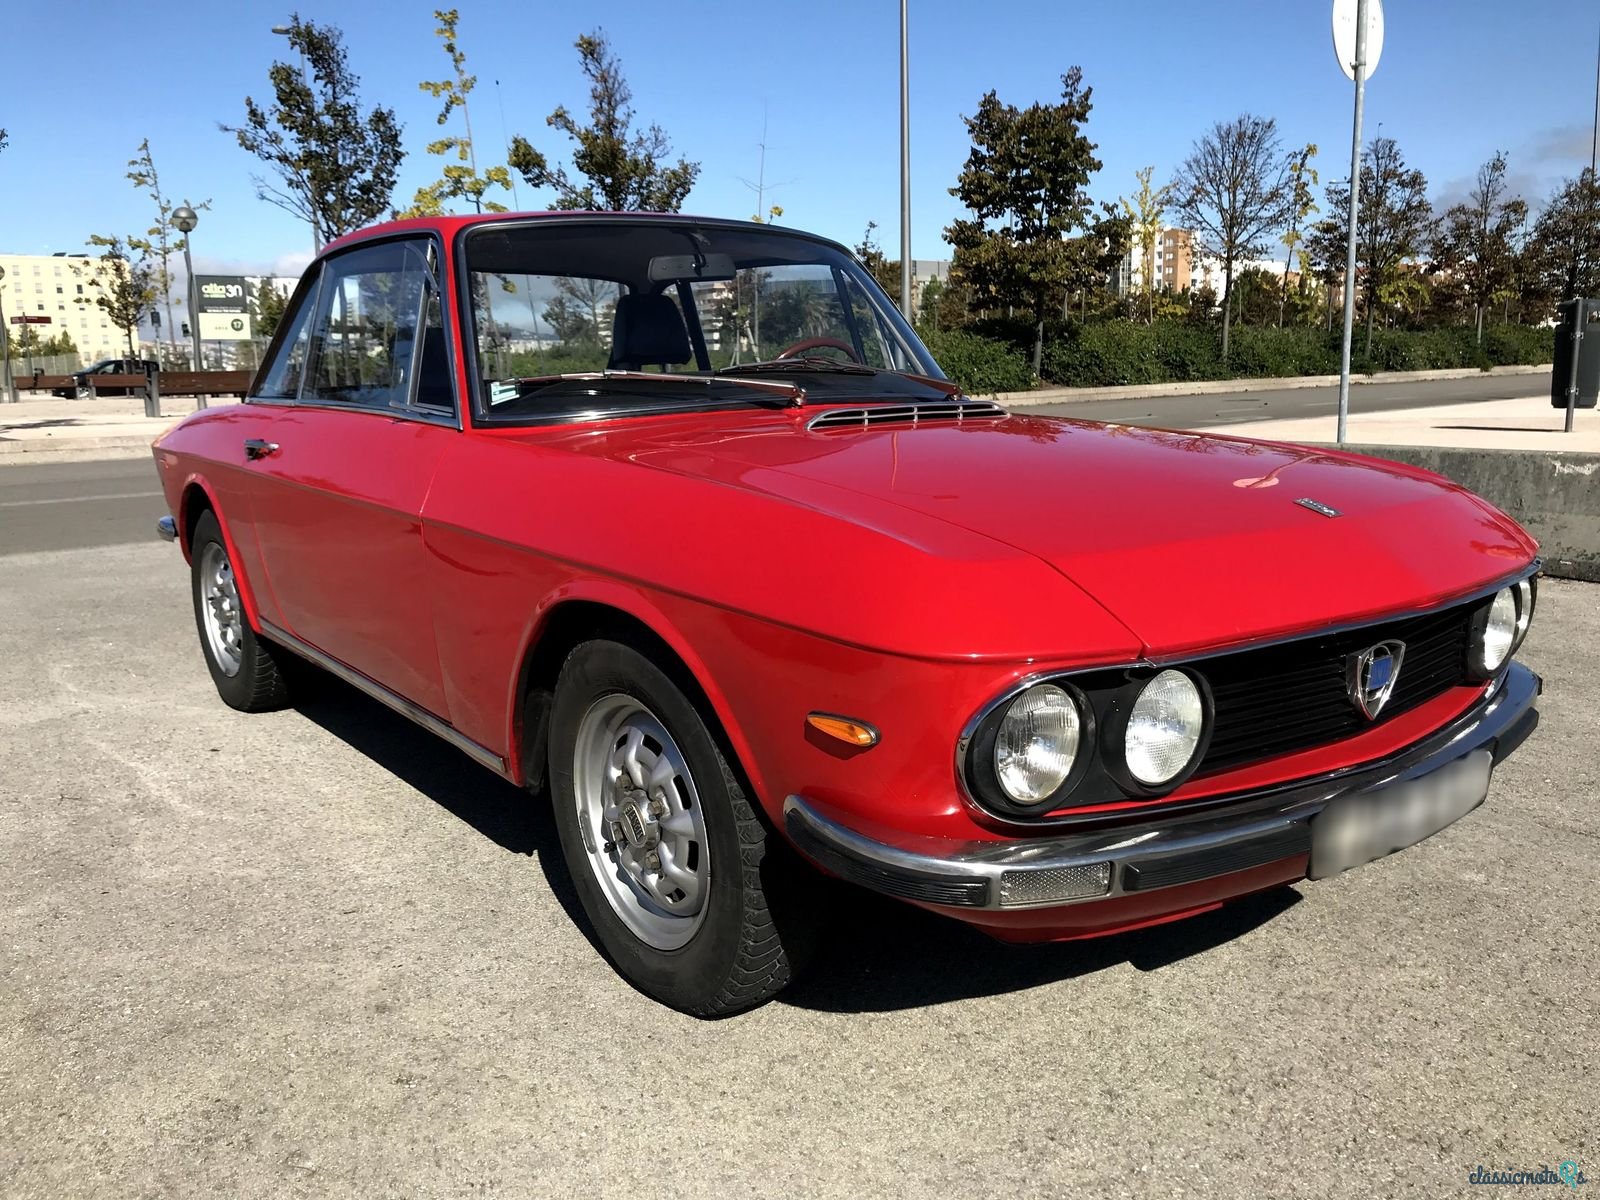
1308,750,1493,880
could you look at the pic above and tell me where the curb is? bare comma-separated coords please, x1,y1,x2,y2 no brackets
997,364,1552,408
0,436,155,464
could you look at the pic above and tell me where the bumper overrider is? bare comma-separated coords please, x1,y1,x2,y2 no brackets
784,663,1540,921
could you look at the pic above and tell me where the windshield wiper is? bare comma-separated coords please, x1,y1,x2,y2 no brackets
717,356,877,376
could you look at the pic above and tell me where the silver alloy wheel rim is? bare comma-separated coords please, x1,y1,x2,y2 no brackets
199,541,244,677
573,694,711,951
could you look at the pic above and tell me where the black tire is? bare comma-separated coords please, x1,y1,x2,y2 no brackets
548,640,813,1016
189,509,291,712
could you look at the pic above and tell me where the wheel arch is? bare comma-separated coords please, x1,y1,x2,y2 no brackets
507,593,767,808
178,477,265,631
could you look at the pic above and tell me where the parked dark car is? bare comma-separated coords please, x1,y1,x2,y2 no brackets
52,357,159,398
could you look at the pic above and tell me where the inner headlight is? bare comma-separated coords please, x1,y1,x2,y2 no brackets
1478,587,1518,674
1124,670,1206,787
994,684,1081,805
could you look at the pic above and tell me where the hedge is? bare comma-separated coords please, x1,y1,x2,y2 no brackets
921,319,1553,392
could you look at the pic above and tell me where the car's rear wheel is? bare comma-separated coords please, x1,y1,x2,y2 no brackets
549,640,810,1016
189,509,291,712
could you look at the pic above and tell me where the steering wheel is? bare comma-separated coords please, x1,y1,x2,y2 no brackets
775,337,863,364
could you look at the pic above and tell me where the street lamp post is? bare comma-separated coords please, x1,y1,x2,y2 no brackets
898,0,912,322
173,206,204,405
0,266,16,404
273,23,322,253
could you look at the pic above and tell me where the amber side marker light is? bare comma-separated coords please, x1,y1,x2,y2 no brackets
806,713,880,747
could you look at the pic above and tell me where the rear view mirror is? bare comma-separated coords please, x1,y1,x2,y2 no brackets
648,253,736,283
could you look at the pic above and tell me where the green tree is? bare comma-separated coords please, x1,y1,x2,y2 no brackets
123,139,209,365
854,221,901,298
40,331,79,360
1120,165,1173,322
1279,143,1319,326
253,279,291,342
1521,169,1600,319
75,237,156,356
1170,114,1294,361
400,9,514,217
223,16,405,244
1313,136,1434,353
1434,152,1527,343
0,128,7,156
945,67,1129,373
508,30,699,211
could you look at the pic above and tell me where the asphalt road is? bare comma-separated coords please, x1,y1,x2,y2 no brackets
0,458,165,555
1021,371,1544,429
1,541,1595,1194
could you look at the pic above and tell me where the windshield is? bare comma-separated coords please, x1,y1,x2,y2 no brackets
460,219,943,423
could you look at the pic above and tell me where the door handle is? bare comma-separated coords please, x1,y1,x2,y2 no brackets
243,438,280,461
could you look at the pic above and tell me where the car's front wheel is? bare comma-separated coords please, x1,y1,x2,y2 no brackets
549,640,811,1016
189,509,291,712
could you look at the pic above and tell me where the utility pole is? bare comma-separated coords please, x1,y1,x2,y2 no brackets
899,0,913,320
0,266,17,404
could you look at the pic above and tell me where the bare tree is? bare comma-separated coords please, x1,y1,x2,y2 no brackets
1171,115,1293,360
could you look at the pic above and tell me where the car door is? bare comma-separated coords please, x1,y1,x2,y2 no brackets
241,236,459,718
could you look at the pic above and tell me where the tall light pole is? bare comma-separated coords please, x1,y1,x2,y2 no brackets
0,265,16,404
1332,0,1383,445
273,23,323,252
173,206,202,379
898,0,912,321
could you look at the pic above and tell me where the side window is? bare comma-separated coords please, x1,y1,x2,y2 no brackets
413,291,456,413
302,240,433,408
256,276,321,400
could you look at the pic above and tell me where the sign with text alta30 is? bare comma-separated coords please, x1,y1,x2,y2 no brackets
195,275,253,342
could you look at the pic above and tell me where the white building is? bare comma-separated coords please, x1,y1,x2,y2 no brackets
0,251,127,363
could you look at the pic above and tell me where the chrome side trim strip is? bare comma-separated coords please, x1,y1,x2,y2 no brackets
258,619,510,779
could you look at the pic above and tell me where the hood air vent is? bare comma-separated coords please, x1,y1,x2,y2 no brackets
806,399,1007,432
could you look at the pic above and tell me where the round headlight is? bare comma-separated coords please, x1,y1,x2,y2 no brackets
1124,670,1205,787
1480,587,1517,674
994,684,1081,805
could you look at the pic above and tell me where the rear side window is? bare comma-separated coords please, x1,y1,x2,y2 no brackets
300,240,436,409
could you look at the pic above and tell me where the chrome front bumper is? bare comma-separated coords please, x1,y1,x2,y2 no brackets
783,663,1542,912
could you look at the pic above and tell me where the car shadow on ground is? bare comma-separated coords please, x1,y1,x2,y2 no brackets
782,885,1301,1013
290,669,1303,1014
288,672,595,943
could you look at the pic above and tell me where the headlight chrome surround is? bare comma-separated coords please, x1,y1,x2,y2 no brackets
962,680,1095,816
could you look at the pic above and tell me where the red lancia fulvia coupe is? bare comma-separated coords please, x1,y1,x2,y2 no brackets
152,214,1542,1015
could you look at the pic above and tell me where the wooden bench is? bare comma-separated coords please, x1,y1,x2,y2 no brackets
155,370,254,399
27,374,76,393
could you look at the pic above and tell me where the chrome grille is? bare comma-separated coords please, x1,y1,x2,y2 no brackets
806,399,1006,431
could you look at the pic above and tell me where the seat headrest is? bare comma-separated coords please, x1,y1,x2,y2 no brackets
608,293,691,371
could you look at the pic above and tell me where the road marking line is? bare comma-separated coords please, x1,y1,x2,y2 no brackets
0,490,163,509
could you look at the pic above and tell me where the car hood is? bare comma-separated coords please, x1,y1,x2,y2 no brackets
534,410,1537,657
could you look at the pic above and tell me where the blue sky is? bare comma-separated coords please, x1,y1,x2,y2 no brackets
1,0,1596,278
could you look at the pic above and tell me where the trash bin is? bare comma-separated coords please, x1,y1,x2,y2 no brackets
1551,297,1600,409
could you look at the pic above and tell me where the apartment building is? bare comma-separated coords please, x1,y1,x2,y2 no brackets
0,251,125,362
1112,228,1195,294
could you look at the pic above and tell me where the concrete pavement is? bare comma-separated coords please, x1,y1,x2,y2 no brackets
0,540,1592,1197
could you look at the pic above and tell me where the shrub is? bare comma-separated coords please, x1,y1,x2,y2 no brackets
1226,326,1339,379
1041,321,1163,386
919,327,1035,394
1483,323,1553,366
